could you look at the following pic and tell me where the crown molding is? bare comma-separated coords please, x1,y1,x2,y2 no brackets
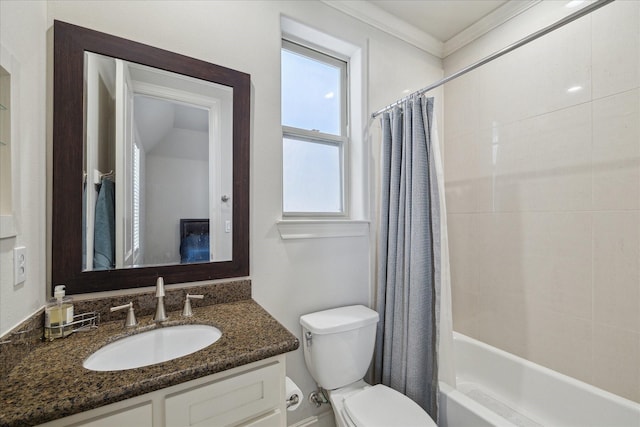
320,0,443,58
443,0,542,57
322,0,544,59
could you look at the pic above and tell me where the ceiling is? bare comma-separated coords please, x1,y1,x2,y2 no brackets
368,0,509,42
134,95,208,156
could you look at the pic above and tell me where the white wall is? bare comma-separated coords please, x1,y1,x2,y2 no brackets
144,130,209,265
0,1,445,424
145,155,208,265
444,1,640,403
0,0,47,334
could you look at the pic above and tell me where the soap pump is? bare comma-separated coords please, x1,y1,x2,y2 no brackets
44,285,74,340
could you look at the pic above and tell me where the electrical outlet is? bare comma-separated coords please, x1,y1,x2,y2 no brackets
14,246,26,286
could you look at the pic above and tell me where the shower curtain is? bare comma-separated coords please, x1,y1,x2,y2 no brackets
373,95,455,420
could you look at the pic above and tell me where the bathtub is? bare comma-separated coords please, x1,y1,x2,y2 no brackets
439,332,640,427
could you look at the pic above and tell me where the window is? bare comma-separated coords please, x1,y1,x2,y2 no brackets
132,142,141,258
281,40,348,215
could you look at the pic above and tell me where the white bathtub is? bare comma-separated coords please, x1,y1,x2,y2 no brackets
439,332,640,427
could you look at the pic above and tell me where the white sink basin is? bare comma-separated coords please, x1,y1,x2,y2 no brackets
83,324,222,371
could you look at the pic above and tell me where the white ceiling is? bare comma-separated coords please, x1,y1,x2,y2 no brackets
367,0,509,42
134,95,208,155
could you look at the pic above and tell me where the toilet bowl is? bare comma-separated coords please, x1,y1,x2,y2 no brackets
300,305,436,427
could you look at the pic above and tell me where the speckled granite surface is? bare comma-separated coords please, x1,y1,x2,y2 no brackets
0,312,44,379
73,279,253,323
0,280,252,379
0,297,299,426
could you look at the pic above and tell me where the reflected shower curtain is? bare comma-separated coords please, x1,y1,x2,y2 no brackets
373,95,455,420
93,178,116,270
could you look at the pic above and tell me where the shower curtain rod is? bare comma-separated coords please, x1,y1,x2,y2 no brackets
371,0,615,119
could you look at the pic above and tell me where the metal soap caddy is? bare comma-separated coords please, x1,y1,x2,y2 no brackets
44,311,101,341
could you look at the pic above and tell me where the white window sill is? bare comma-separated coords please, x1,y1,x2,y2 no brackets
276,219,369,240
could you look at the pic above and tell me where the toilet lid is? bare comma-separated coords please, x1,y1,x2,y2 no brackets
344,385,436,427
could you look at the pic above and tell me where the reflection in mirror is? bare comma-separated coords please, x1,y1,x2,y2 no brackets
83,53,233,271
52,20,249,294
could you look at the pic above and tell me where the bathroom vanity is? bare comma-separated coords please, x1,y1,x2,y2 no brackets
0,289,299,427
39,355,286,427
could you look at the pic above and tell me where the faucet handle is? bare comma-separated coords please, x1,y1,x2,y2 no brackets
110,302,138,328
155,277,165,297
182,294,204,317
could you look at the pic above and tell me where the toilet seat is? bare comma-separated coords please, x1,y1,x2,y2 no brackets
343,384,437,427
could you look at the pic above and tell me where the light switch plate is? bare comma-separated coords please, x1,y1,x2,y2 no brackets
14,246,26,286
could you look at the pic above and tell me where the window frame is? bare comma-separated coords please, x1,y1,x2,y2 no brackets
281,39,349,218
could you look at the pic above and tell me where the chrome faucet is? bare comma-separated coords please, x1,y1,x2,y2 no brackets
111,302,138,328
182,293,204,317
153,277,168,322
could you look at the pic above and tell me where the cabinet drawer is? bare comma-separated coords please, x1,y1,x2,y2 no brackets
165,362,281,427
69,403,152,427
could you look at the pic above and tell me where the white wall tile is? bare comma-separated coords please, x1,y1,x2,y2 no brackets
520,212,592,320
451,285,479,338
445,0,640,403
492,121,538,212
444,129,494,213
448,213,477,292
592,89,640,210
492,104,592,212
475,291,529,358
526,306,593,384
592,211,640,333
473,213,528,297
443,72,479,140
592,0,640,99
592,324,640,403
476,18,591,128
445,132,479,213
529,104,592,212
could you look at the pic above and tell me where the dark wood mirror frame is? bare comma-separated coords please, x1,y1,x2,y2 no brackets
52,20,250,294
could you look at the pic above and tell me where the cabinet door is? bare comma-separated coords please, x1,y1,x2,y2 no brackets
165,362,281,427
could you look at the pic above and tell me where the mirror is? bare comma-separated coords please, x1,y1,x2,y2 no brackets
52,21,250,294
83,52,233,270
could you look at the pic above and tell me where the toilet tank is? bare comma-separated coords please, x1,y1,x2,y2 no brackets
300,305,379,390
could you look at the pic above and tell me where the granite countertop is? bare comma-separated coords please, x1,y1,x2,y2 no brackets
0,299,299,426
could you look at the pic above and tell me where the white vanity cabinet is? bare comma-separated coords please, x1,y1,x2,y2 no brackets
38,355,286,427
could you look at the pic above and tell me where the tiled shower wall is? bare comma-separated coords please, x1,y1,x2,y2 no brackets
444,1,639,402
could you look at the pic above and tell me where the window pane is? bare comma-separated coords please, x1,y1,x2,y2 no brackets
132,143,141,252
283,137,342,213
282,48,342,135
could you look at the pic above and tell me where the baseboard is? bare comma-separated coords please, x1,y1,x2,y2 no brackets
288,409,335,427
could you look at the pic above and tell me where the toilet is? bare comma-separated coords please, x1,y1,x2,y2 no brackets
300,305,437,427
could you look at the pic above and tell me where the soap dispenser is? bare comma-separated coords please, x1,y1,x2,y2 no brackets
44,285,74,340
